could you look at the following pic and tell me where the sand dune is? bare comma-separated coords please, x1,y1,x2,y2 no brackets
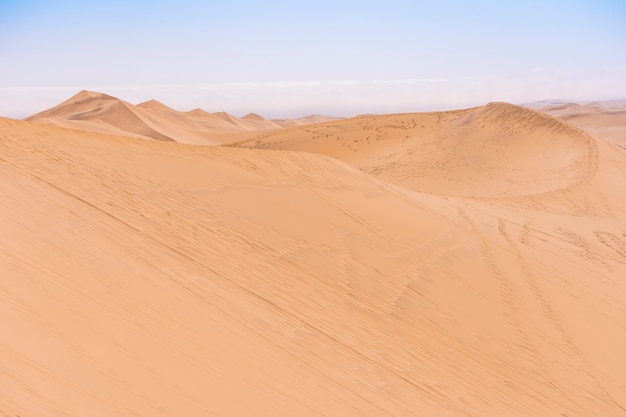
27,91,284,145
272,114,345,128
242,112,266,121
2,100,626,417
236,102,598,199
528,100,626,151
136,98,177,112
26,90,175,141
26,91,338,145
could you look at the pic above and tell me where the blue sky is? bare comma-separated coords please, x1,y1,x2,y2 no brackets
1,0,625,118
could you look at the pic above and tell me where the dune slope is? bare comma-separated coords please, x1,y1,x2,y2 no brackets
1,114,626,417
529,100,626,151
236,103,599,199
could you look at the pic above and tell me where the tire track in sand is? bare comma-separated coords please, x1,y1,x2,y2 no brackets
498,218,625,412
458,208,594,410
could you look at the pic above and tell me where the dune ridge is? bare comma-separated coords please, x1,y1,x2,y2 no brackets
26,90,283,145
2,94,626,417
528,100,626,151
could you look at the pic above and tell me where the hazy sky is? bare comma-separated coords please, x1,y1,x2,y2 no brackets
1,0,625,118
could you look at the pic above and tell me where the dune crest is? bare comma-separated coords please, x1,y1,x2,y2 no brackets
242,112,266,121
272,114,344,127
136,98,176,112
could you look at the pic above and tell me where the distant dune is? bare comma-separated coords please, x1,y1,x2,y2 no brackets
136,98,177,112
26,90,284,145
527,99,626,150
272,114,345,127
242,112,266,121
2,95,626,417
25,91,343,145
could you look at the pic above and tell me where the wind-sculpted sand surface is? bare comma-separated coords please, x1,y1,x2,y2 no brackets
1,97,625,416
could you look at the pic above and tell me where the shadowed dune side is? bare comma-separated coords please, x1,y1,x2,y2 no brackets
235,103,597,199
1,117,626,417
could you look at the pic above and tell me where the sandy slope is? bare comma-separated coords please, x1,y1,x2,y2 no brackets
2,105,626,417
26,91,283,145
236,103,599,199
528,100,626,151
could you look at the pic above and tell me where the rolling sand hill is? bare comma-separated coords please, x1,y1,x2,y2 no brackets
2,99,626,417
26,90,284,145
236,102,601,199
528,100,626,151
272,114,344,128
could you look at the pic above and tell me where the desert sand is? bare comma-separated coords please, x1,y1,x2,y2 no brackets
25,90,285,145
1,94,626,417
528,99,626,151
26,90,326,145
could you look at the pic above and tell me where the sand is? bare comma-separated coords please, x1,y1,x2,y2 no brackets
1,95,626,416
26,91,342,145
235,103,600,198
528,99,626,151
26,90,284,145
